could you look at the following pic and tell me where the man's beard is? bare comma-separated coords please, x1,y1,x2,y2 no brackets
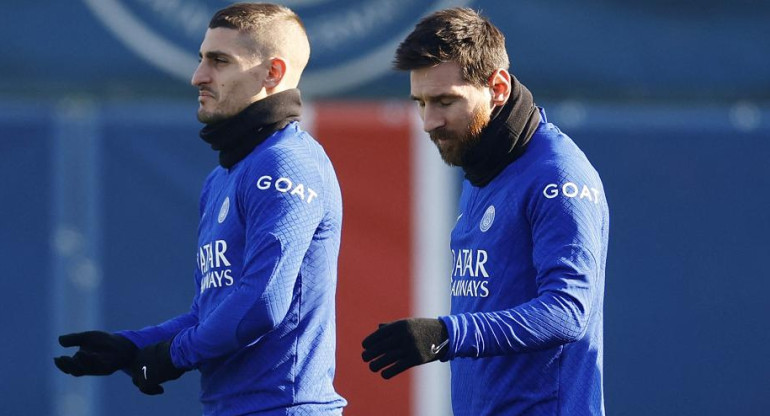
198,107,230,124
197,94,244,124
429,104,491,166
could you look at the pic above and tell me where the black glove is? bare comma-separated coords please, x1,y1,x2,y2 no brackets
54,331,138,376
130,340,186,395
361,318,449,379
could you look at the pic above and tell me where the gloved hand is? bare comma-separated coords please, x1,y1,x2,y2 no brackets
361,318,449,379
130,340,186,395
54,331,138,376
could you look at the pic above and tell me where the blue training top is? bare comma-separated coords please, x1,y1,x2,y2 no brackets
120,122,346,415
440,109,609,415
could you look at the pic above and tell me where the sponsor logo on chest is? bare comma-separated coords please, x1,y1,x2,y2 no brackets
450,248,490,298
198,239,234,294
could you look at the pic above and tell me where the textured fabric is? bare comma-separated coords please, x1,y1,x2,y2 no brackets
54,331,138,376
440,108,609,415
130,340,184,395
361,318,449,379
121,122,345,415
199,89,302,168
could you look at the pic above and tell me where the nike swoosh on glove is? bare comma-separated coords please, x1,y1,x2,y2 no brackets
361,318,448,379
130,340,186,395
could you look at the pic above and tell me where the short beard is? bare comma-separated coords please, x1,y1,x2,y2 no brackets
197,99,249,125
429,103,490,166
197,109,229,125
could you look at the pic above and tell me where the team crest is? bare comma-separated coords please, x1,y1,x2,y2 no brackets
480,205,495,232
218,197,230,224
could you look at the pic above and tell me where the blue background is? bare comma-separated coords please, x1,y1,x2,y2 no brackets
1,1,769,415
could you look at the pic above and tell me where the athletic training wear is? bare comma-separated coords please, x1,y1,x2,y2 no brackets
440,109,609,415
121,122,346,415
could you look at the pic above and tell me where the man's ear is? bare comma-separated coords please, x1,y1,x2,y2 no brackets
488,69,511,106
263,58,287,89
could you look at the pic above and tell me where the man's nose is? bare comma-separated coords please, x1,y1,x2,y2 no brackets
422,107,445,133
191,63,209,87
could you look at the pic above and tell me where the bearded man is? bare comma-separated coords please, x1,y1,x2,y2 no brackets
362,8,610,416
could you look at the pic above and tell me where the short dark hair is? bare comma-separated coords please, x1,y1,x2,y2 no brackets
209,2,306,35
207,2,310,66
394,8,509,87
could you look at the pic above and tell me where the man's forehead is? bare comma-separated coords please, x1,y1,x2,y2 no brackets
200,27,254,55
409,63,471,99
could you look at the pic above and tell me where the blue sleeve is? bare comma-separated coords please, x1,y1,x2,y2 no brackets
170,150,323,369
117,304,198,349
441,158,607,358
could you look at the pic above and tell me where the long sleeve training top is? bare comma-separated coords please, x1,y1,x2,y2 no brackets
440,109,609,415
120,122,346,415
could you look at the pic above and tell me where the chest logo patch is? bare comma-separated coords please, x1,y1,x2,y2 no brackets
218,197,230,224
480,205,495,232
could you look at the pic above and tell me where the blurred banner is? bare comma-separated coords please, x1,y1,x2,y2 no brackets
76,0,472,96
3,1,769,99
310,102,454,416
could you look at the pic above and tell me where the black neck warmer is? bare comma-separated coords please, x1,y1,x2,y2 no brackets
461,76,541,187
199,89,302,168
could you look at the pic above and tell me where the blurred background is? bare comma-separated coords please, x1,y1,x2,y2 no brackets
2,0,769,415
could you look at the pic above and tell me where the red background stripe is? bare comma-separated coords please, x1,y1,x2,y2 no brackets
315,102,414,415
